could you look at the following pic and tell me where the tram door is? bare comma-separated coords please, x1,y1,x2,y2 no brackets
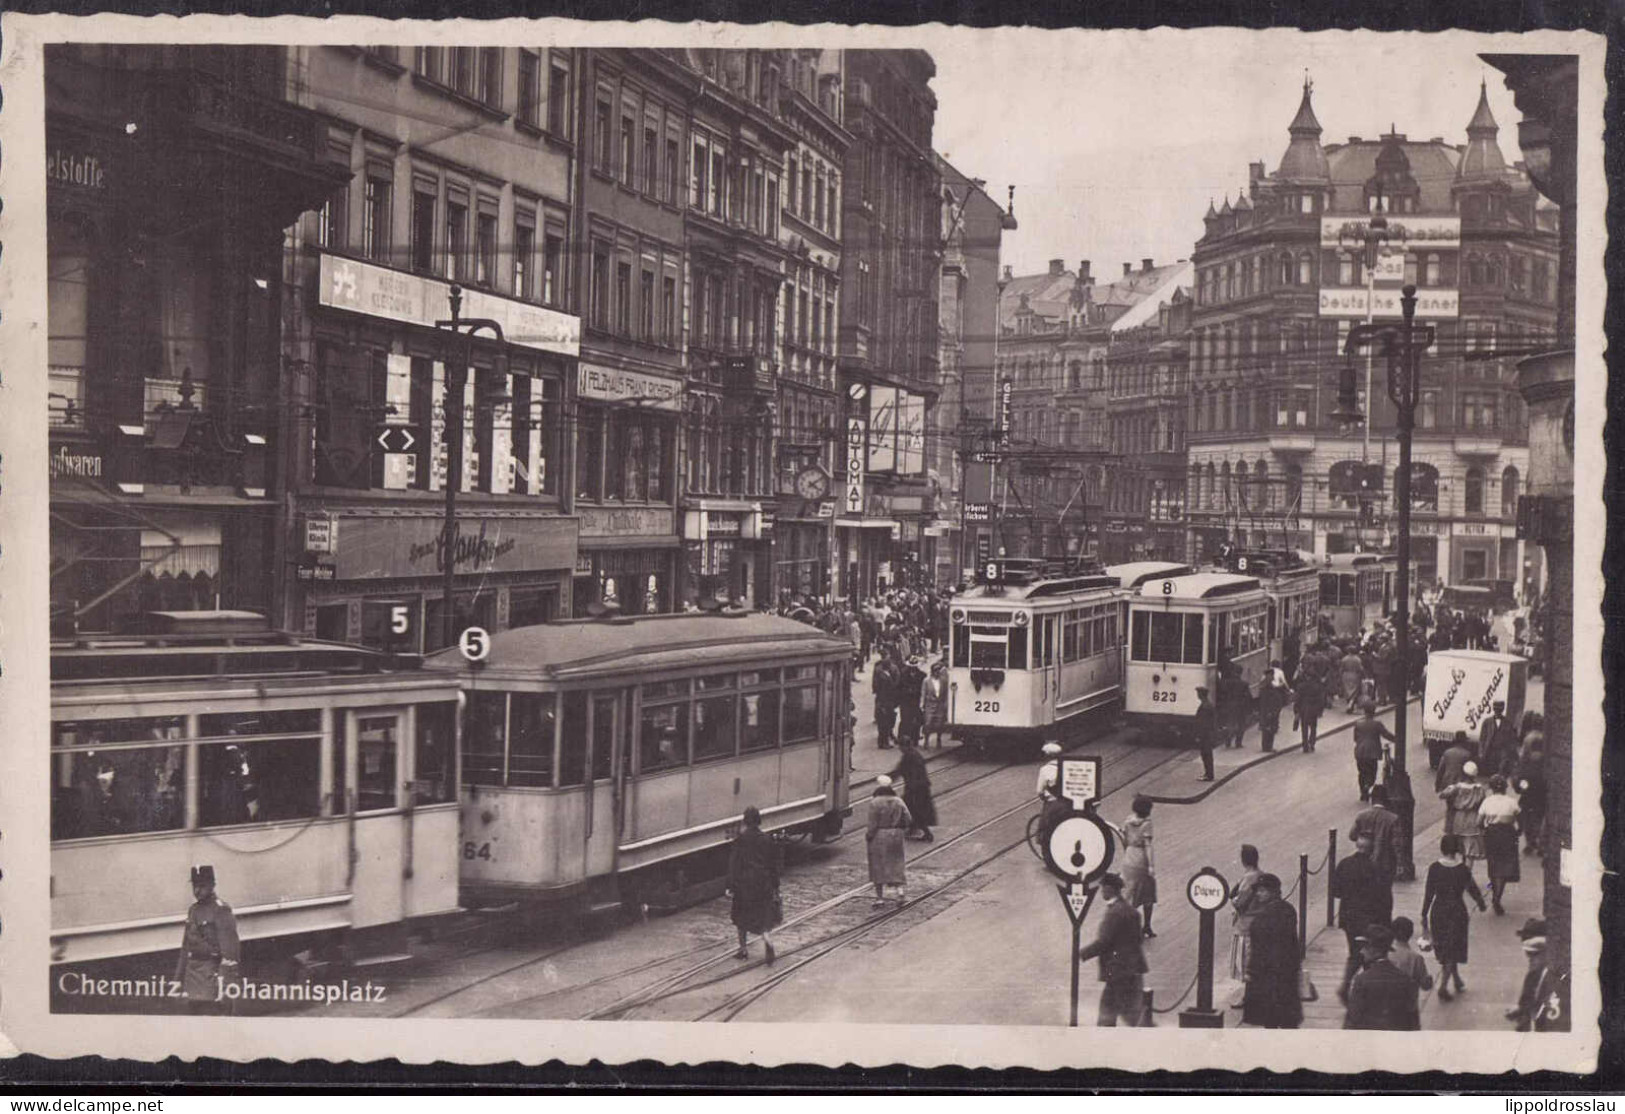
583,693,620,880
349,707,407,929
1037,614,1058,719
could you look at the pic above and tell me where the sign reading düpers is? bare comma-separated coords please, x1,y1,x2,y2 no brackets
329,514,577,580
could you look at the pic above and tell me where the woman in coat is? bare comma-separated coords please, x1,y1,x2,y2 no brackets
1243,873,1303,1028
1440,761,1490,862
890,740,937,842
1478,774,1522,914
728,806,782,962
920,660,949,747
866,775,912,907
1420,833,1487,999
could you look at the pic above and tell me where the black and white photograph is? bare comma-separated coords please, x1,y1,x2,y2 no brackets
0,15,1605,1073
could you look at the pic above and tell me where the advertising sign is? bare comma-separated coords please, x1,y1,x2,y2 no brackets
1318,287,1458,319
330,514,577,580
576,364,683,411
1422,650,1529,742
845,418,867,514
1320,215,1462,250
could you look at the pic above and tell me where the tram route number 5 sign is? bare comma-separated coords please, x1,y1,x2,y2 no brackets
459,626,492,663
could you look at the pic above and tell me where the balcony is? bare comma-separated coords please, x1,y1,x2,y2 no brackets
723,352,777,396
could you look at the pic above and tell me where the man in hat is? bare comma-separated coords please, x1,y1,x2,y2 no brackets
1078,872,1148,1027
1507,917,1551,1031
1333,833,1390,1002
1192,687,1216,782
1351,701,1396,804
175,864,239,1012
1349,784,1403,886
1344,923,1421,1030
1480,700,1519,777
1036,742,1070,836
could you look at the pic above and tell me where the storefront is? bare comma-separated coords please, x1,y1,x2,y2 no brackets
683,500,773,607
297,510,577,650
774,497,835,603
835,517,899,600
1449,520,1517,585
574,505,681,616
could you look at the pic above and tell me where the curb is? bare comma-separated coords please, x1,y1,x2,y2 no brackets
1142,695,1423,806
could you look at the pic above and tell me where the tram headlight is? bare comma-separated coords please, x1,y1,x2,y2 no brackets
950,608,966,624
1013,611,1029,627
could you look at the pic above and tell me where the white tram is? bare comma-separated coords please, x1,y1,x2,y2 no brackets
1123,573,1272,744
425,610,853,913
1319,553,1389,636
1214,549,1322,663
49,612,463,978
946,561,1125,750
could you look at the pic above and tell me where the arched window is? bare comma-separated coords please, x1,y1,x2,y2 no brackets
1338,252,1355,286
1234,460,1250,509
1425,253,1441,286
1465,466,1485,516
1284,462,1303,512
1251,256,1262,295
1255,459,1270,509
1404,462,1439,513
1205,462,1217,510
1467,253,1485,287
1328,460,1364,510
1220,461,1232,508
1501,465,1520,519
1488,254,1503,288
1281,253,1295,285
1297,252,1314,285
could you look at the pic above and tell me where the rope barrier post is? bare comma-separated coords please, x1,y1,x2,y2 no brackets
1327,828,1338,928
1298,852,1310,954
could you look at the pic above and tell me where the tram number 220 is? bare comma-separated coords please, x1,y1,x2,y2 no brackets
1150,690,1178,704
461,841,493,861
973,700,1001,714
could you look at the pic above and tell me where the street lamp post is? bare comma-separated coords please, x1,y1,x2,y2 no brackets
435,283,506,651
1347,283,1434,882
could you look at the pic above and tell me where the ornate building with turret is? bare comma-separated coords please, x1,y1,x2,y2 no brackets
1185,79,1559,592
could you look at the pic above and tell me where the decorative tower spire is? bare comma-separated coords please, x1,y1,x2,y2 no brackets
1457,78,1507,180
1279,72,1330,181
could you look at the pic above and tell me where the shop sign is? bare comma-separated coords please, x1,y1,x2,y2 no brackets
965,502,991,523
331,513,577,580
817,500,835,518
1318,287,1458,319
318,253,581,356
576,364,683,411
574,553,595,576
578,505,676,538
708,514,743,537
1456,522,1493,536
50,446,103,479
303,514,336,554
47,149,108,192
845,418,866,514
296,563,336,581
1320,215,1461,250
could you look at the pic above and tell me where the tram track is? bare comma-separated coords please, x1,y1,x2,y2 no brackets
580,740,1179,1023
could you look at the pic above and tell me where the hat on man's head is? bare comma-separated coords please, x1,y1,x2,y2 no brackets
1195,686,1210,696
1358,923,1394,950
1255,872,1283,893
1042,743,1063,757
1098,872,1125,892
190,864,215,887
875,774,893,788
1517,917,1548,940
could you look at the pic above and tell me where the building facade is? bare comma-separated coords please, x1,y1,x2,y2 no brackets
1185,80,1558,588
836,50,942,599
47,45,348,636
282,46,583,651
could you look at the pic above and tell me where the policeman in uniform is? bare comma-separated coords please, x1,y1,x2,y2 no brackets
176,864,240,1012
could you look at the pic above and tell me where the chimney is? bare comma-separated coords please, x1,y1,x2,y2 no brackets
1001,264,1013,283
1049,258,1065,277
1142,258,1154,272
1079,260,1092,284
1123,263,1133,277
1249,160,1266,182
1349,136,1363,144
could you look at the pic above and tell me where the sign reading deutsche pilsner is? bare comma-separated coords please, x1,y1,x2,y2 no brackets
318,254,581,357
329,514,577,580
1318,287,1459,318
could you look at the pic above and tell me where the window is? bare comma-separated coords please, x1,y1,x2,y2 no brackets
557,691,588,787
606,411,671,502
479,48,501,106
416,46,443,83
665,137,680,204
355,714,399,811
662,276,676,344
767,179,779,237
712,149,727,216
619,115,635,185
639,700,687,771
363,175,391,262
615,261,631,335
1406,462,1440,513
51,733,187,841
1462,548,1489,581
445,197,467,281
1425,253,1441,286
1298,252,1313,285
692,138,708,209
1502,466,1520,518
741,690,780,753
543,233,564,308
461,691,506,785
693,692,737,761
1465,467,1485,515
783,684,819,742
577,405,604,501
410,188,435,273
594,96,612,171
475,210,497,286
517,51,539,126
317,187,347,249
547,58,570,136
642,126,658,194
510,373,559,496
590,245,609,328
639,269,655,340
513,219,534,299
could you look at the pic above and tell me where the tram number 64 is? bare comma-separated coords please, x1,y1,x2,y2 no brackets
1151,690,1178,704
461,841,493,861
973,700,1000,713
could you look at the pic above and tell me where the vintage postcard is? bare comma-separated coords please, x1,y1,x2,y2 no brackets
0,15,1606,1074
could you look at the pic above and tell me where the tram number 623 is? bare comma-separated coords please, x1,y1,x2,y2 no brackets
973,700,1001,713
462,841,493,861
1151,690,1178,704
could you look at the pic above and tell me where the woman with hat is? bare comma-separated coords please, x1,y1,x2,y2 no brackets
1107,796,1158,939
890,738,937,843
865,775,913,907
1440,761,1490,863
727,806,782,962
1241,869,1304,1029
1478,774,1522,914
1420,833,1488,1000
920,659,949,748
895,655,927,748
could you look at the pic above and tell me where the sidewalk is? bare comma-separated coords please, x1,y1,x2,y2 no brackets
847,649,962,789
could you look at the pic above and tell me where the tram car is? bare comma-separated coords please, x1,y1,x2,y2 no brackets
49,611,463,987
425,609,853,914
1123,572,1272,745
945,559,1125,751
1318,553,1390,636
1214,549,1322,662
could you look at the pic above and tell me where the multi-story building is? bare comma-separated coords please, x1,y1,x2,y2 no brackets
935,157,1015,585
773,50,849,603
47,45,348,635
836,50,942,598
1185,80,1558,587
282,46,583,649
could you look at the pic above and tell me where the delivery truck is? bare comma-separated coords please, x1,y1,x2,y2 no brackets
1422,649,1528,746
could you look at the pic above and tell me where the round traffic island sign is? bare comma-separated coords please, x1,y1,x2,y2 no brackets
1043,811,1114,885
1185,866,1230,913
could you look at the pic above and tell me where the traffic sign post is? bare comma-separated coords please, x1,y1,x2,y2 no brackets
1057,882,1098,1028
1179,866,1230,1029
1058,757,1101,809
1041,807,1115,1029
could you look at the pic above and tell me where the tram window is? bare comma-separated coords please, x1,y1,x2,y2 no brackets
639,702,687,771
591,695,616,781
558,691,588,787
1131,612,1151,660
51,744,185,840
783,685,819,743
1007,626,1029,670
413,703,457,803
693,694,738,761
1183,614,1204,664
742,691,780,752
199,738,320,826
1148,612,1183,662
785,664,820,681
740,668,780,686
970,630,1006,669
199,710,322,736
642,679,687,700
462,691,507,786
951,621,969,668
1037,616,1053,667
511,693,557,787
356,716,399,811
697,672,736,692
1062,615,1081,663
55,715,185,745
1320,577,1339,605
